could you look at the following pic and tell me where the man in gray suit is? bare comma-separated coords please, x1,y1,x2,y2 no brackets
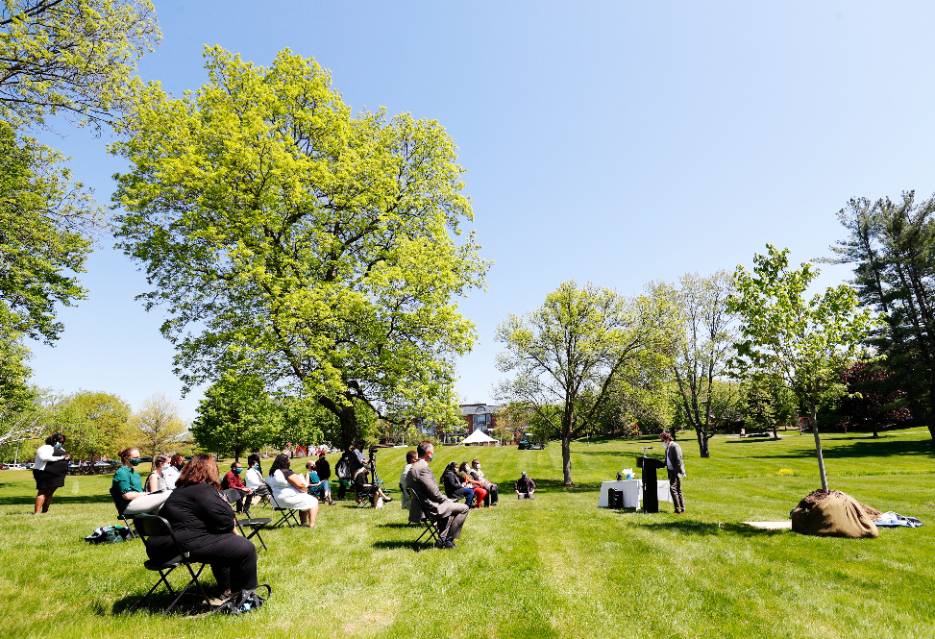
660,431,686,513
407,441,470,548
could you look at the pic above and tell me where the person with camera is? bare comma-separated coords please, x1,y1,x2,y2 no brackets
33,432,70,514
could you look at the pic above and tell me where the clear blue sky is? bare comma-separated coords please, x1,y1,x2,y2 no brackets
28,1,935,422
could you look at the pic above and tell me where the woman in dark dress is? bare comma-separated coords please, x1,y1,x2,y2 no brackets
146,454,258,600
33,433,69,514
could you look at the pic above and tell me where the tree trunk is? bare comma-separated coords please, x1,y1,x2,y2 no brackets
338,404,359,450
810,408,829,491
694,426,710,458
234,446,242,462
561,437,573,486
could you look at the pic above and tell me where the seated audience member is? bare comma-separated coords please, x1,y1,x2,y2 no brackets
400,450,418,510
471,458,499,506
515,471,536,499
407,441,469,548
304,461,328,503
442,461,475,507
146,454,170,493
268,453,319,528
162,454,184,490
314,451,333,504
221,461,252,513
144,454,258,604
243,453,268,511
111,447,145,514
459,462,488,508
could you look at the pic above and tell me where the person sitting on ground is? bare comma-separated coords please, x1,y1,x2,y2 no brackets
459,462,488,508
111,447,146,514
515,471,536,499
162,453,184,490
314,451,333,504
470,458,499,506
400,450,418,510
442,461,475,507
221,461,252,513
268,453,319,528
146,454,170,493
407,441,470,548
144,454,258,605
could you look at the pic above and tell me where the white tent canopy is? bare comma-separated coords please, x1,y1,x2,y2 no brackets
462,429,497,445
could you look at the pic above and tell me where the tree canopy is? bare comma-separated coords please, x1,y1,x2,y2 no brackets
729,245,876,490
112,47,486,448
0,0,160,126
496,281,673,485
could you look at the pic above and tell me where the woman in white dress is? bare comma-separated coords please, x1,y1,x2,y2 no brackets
267,453,318,528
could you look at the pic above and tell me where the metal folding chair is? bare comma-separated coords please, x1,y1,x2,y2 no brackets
263,481,302,528
407,488,443,549
223,488,270,551
131,514,209,612
109,484,136,539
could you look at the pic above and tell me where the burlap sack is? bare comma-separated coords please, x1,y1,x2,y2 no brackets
790,490,879,539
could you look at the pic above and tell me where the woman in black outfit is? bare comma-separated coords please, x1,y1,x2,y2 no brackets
33,433,69,514
145,454,258,599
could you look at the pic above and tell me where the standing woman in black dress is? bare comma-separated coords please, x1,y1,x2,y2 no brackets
33,433,70,514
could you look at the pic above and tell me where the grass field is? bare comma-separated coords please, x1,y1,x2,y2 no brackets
0,428,933,639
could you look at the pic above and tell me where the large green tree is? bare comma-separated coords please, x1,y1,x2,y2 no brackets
130,394,184,460
660,271,736,457
832,192,935,438
112,47,487,449
191,374,285,460
496,281,673,486
51,391,131,460
0,0,159,126
729,245,876,490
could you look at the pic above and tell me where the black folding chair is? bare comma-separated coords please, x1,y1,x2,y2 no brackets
131,514,209,613
109,484,136,539
407,488,443,549
223,488,270,551
264,481,302,528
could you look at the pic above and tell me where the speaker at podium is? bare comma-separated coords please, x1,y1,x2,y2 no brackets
636,454,666,513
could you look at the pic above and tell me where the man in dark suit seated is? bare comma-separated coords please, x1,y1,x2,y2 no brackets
407,441,469,549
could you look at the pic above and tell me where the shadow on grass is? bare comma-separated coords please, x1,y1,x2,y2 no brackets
639,519,788,537
532,479,602,493
749,438,935,460
372,539,424,551
377,522,417,529
109,590,210,617
0,494,114,506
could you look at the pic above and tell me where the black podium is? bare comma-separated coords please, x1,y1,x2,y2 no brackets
636,456,666,513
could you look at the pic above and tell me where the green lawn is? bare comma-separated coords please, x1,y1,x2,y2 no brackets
1,428,933,638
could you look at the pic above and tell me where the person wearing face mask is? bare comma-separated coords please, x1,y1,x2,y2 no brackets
221,461,252,513
111,447,145,516
162,453,185,490
146,454,170,493
33,432,70,514
407,441,469,548
243,453,269,511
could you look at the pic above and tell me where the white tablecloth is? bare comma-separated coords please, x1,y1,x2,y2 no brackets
598,479,672,508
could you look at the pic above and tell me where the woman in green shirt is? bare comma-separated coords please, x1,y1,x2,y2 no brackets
111,447,144,515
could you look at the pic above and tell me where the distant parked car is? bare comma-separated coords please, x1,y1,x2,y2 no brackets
517,437,545,450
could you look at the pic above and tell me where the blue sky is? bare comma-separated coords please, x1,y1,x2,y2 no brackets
27,1,935,421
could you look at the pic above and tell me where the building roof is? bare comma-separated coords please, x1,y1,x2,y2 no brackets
459,403,501,416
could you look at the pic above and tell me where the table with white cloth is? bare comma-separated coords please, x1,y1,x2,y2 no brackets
598,479,672,509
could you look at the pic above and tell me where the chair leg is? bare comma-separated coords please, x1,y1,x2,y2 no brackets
130,567,176,612
166,563,207,613
248,527,268,551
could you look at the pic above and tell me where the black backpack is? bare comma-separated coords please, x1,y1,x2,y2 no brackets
215,585,271,615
